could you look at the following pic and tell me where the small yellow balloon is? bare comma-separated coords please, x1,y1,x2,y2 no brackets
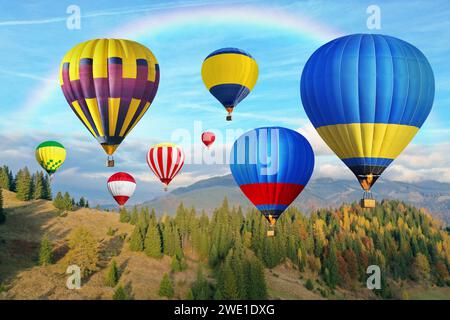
35,141,66,176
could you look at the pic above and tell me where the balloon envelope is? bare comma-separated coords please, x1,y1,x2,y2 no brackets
60,39,160,157
301,34,434,191
230,127,314,225
146,143,185,189
107,172,136,206
201,48,258,120
35,141,66,176
201,131,215,148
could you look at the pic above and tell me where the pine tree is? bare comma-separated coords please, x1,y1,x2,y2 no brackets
113,285,128,300
85,200,89,208
119,207,130,223
0,188,5,225
78,197,86,208
129,225,144,251
38,233,53,266
144,224,163,258
129,206,138,225
0,166,10,190
219,262,239,299
104,260,120,287
33,172,45,200
191,268,212,300
323,240,340,288
43,175,52,200
62,192,73,211
53,192,64,210
158,273,174,298
245,258,267,299
16,167,32,201
171,254,187,272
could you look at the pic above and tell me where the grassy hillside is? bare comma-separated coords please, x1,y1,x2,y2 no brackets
0,190,201,299
0,190,449,300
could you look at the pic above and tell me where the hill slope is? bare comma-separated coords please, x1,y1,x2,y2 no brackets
142,176,450,223
0,190,201,299
0,190,325,300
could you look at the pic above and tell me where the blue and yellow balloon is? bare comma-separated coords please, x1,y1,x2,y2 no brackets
202,48,258,121
301,34,435,207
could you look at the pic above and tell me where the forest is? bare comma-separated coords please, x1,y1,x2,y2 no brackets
119,197,450,299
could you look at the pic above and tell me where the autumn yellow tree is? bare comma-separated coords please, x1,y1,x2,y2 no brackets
64,227,99,278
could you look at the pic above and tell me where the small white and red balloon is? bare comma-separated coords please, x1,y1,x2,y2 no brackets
107,172,136,207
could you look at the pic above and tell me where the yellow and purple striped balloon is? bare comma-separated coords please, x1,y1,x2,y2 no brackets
60,39,159,164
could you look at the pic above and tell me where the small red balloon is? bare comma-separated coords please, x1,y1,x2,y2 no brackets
201,132,215,148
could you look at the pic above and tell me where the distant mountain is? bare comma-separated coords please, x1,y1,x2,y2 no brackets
141,175,450,223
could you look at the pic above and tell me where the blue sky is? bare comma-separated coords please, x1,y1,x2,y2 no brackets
0,0,449,205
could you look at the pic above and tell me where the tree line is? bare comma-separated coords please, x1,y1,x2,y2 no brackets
0,165,89,212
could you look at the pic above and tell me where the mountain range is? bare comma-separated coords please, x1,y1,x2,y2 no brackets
141,175,450,223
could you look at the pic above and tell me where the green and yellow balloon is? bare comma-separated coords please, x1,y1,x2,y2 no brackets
35,141,66,176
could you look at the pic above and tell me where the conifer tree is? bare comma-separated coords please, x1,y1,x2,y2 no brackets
38,233,53,266
171,254,187,272
191,268,212,300
323,240,340,288
158,273,174,298
63,192,73,211
105,260,120,287
113,285,128,300
43,174,52,200
33,171,45,199
144,224,163,258
0,188,5,225
0,166,10,190
129,206,138,225
78,197,86,208
129,225,144,251
53,192,64,210
119,207,130,223
245,257,267,299
16,167,32,201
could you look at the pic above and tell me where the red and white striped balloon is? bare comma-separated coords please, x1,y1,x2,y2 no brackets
146,143,185,190
107,172,136,206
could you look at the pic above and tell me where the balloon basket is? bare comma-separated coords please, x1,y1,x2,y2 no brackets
164,186,168,192
361,191,375,208
267,230,275,237
226,115,232,121
107,157,114,167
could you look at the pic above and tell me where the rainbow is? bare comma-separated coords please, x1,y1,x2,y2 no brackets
19,3,343,121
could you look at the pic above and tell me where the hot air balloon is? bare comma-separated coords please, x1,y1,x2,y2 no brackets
146,143,185,191
230,127,314,236
35,141,66,177
201,131,215,148
60,39,160,167
201,48,258,121
301,34,434,208
107,172,136,207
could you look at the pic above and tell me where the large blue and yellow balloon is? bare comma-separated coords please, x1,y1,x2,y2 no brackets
202,48,258,121
301,34,434,201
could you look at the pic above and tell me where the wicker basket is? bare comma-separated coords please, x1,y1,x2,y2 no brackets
361,198,376,208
